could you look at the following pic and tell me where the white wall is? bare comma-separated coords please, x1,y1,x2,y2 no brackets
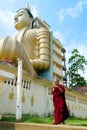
66,90,87,118
0,80,87,118
0,80,49,116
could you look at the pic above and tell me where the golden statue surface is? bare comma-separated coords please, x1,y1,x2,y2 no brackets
0,5,50,75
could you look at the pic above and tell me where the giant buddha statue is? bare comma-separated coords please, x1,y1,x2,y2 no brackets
0,5,50,75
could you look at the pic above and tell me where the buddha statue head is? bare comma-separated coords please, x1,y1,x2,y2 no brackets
14,5,34,30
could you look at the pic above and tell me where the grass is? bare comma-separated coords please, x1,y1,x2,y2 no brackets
66,116,87,126
1,114,87,126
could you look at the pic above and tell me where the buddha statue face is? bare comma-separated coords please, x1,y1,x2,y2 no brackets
14,8,34,30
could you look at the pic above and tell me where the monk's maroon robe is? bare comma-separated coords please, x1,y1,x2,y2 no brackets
52,84,69,124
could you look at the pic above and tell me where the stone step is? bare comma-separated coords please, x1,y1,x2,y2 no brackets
0,122,87,130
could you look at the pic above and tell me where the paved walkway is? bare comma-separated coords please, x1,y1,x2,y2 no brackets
0,122,87,130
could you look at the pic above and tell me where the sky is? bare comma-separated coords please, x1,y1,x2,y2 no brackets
0,0,87,79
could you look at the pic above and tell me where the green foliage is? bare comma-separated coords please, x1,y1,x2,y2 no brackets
68,49,87,88
1,114,53,124
1,114,87,126
66,116,87,126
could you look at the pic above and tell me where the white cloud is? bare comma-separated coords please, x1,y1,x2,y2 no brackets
0,8,14,27
66,39,87,58
53,31,65,44
0,0,16,4
57,0,87,23
31,5,39,17
7,0,15,4
65,39,87,63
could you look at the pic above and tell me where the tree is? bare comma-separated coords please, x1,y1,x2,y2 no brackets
67,49,87,88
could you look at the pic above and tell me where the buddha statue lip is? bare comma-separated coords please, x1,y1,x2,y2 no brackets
0,5,50,76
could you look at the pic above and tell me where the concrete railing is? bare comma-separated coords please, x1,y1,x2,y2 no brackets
0,122,87,130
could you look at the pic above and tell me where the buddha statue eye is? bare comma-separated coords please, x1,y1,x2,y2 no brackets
14,12,23,20
18,12,23,16
17,10,25,16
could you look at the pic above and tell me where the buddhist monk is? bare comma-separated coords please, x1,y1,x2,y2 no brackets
52,79,69,125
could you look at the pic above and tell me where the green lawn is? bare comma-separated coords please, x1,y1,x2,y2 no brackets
1,114,87,126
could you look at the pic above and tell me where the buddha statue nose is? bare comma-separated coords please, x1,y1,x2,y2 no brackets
14,15,18,21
